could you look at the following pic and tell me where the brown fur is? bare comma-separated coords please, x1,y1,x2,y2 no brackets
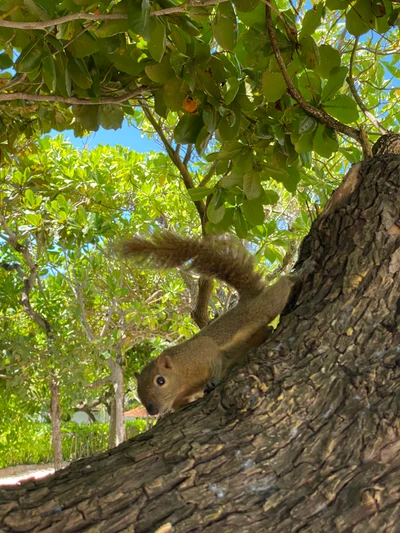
124,233,297,415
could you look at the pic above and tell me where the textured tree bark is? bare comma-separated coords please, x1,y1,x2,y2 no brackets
107,355,125,448
49,374,63,472
1,155,399,533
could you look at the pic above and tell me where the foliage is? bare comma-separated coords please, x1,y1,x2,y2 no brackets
0,0,399,238
0,420,146,468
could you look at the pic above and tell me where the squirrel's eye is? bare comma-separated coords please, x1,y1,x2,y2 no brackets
156,376,165,386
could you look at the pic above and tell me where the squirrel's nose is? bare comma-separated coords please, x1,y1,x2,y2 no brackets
146,403,159,416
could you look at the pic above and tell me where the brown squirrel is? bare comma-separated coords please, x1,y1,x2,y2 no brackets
122,233,299,416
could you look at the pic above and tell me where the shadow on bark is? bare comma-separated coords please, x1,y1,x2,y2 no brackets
1,155,400,533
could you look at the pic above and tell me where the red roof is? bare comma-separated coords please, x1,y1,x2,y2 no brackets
124,407,149,418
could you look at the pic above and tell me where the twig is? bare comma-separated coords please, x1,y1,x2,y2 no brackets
0,13,128,29
346,37,388,136
0,1,229,29
142,105,206,233
0,87,147,104
264,1,362,145
199,160,218,187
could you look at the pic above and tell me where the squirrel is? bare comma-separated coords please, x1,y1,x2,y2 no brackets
122,232,299,416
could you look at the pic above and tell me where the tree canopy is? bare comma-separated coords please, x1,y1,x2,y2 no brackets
0,0,399,238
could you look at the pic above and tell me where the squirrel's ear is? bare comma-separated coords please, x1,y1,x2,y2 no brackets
159,354,173,370
134,372,140,380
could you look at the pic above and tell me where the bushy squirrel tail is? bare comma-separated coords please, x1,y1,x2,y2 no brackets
121,232,265,298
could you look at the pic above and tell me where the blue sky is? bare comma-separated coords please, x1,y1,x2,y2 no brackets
54,120,160,152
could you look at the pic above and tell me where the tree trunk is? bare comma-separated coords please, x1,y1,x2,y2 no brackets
1,155,399,532
49,374,63,471
107,355,125,448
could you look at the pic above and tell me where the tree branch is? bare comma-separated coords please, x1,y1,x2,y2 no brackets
0,261,52,335
142,106,206,233
0,13,128,30
199,160,218,187
152,0,229,16
346,37,388,137
0,88,147,104
0,1,229,30
264,2,362,146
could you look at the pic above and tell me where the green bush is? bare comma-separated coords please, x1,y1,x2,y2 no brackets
0,420,147,468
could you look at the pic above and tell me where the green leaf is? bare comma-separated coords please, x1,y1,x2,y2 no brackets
69,25,101,57
220,172,243,188
218,107,241,142
243,169,262,199
195,66,221,100
195,126,212,156
145,56,174,83
207,194,226,223
218,141,246,160
163,76,190,111
236,2,266,29
313,124,339,158
300,3,325,38
298,115,318,135
148,17,166,62
346,0,373,36
68,56,92,89
203,106,218,133
15,41,43,73
72,105,100,131
109,46,145,77
322,95,359,124
314,45,341,79
95,19,130,38
212,2,237,51
174,114,204,144
321,66,348,102
284,168,301,193
262,71,286,102
326,0,347,8
128,0,151,40
41,43,56,92
26,213,42,227
233,208,248,238
0,53,13,70
299,35,320,70
99,105,124,130
234,0,260,12
294,130,316,153
262,190,279,205
188,187,215,201
298,72,322,102
261,164,289,183
241,199,264,226
222,77,240,105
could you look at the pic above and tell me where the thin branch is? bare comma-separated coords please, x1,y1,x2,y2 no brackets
100,299,117,339
199,160,218,187
0,1,229,30
0,87,147,104
142,105,207,233
144,0,229,17
0,260,52,335
346,38,388,136
264,2,362,146
0,13,128,29
87,376,113,389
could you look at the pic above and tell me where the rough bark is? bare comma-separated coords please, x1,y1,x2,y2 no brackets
1,155,400,533
49,375,63,472
107,356,125,448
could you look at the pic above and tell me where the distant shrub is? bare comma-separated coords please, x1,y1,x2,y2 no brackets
0,420,147,468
